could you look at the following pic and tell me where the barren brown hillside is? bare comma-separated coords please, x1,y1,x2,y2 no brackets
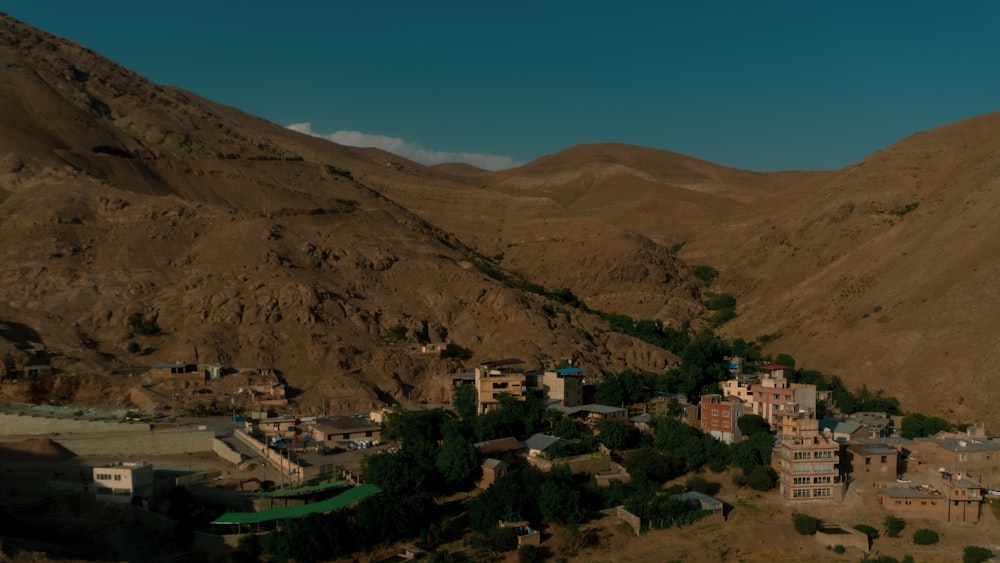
3,10,1000,429
0,13,679,413
379,112,1000,426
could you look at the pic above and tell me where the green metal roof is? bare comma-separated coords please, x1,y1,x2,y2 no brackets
212,484,382,525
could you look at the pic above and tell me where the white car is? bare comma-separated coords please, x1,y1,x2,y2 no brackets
896,477,912,485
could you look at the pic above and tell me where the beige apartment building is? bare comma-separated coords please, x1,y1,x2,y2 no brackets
475,359,527,414
773,416,840,503
541,367,584,407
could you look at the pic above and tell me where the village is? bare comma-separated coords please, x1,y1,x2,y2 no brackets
1,350,999,562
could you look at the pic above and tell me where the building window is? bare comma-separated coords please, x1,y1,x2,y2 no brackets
865,457,872,465
711,409,718,416
365,431,373,437
793,489,811,498
880,455,888,463
96,473,112,481
794,477,810,485
722,410,730,418
114,475,122,481
723,421,730,428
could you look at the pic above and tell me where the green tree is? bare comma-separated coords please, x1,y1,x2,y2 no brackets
594,369,647,407
736,414,770,437
517,544,540,563
426,550,471,563
469,469,544,534
792,512,820,535
773,353,796,368
692,264,719,287
900,413,951,439
745,465,778,491
623,447,685,483
436,430,481,488
727,432,774,471
453,384,477,420
962,546,993,563
363,450,435,495
552,416,579,439
854,523,879,540
538,469,586,525
595,418,639,450
684,475,719,495
912,528,939,545
883,515,906,537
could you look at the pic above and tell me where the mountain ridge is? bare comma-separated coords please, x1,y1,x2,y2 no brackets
2,11,1000,427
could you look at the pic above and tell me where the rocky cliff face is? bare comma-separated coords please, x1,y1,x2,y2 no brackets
0,13,681,414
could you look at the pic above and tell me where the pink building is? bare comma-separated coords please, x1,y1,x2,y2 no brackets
747,365,816,426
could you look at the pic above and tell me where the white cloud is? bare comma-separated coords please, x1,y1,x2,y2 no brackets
287,122,520,171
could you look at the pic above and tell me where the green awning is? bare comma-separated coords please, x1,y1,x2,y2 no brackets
212,484,382,525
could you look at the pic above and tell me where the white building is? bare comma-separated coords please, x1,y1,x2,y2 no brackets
93,461,154,504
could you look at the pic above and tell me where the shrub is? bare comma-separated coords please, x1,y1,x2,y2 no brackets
745,465,778,491
127,341,141,354
792,512,820,535
883,515,906,537
963,546,993,563
692,265,719,287
854,523,879,540
833,545,845,554
517,544,539,563
127,313,160,335
385,324,408,340
912,528,939,545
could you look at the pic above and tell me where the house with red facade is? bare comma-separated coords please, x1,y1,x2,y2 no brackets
699,394,744,444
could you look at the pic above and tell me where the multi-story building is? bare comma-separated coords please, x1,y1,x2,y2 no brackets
475,359,527,414
876,467,985,523
699,394,744,444
747,365,816,427
541,367,584,407
93,461,154,504
773,417,840,503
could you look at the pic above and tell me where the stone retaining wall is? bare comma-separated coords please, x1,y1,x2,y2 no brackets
0,412,150,435
52,428,214,457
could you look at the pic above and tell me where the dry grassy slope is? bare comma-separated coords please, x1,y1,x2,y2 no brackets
0,13,679,413
700,113,1000,424
360,162,704,323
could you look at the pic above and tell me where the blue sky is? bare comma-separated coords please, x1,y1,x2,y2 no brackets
4,2,999,171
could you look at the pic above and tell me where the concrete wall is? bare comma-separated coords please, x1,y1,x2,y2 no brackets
0,412,151,435
599,506,641,536
814,524,870,555
52,428,214,457
213,438,244,465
